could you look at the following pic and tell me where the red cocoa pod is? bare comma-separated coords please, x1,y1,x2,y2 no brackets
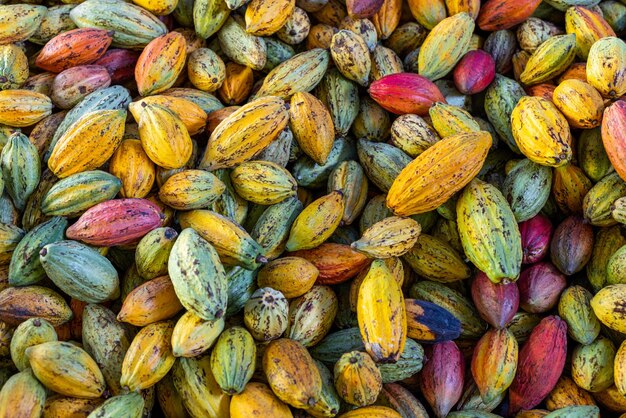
477,0,543,31
419,341,464,418
517,262,567,314
602,100,626,183
50,65,111,109
519,214,553,264
289,243,371,285
93,49,140,84
346,0,384,18
368,73,446,115
35,28,114,73
471,271,519,329
508,315,567,414
66,198,165,247
550,215,594,275
453,50,496,95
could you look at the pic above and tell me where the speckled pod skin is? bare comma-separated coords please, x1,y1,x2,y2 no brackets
210,326,256,394
0,286,72,326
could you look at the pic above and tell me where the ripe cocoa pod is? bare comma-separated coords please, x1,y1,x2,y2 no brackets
518,262,567,313
591,284,626,334
0,285,72,326
405,299,461,343
453,50,496,95
27,341,105,398
471,271,519,329
477,0,542,31
66,198,163,247
572,336,615,393
334,351,382,407
368,72,446,115
287,285,338,347
35,28,113,72
471,328,518,404
508,316,568,414
10,318,57,371
550,216,594,275
0,369,46,418
420,341,464,418
519,214,552,264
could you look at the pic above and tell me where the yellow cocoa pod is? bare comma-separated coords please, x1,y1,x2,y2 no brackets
135,32,187,96
109,138,156,199
586,36,626,98
286,190,345,251
565,6,615,60
158,169,225,210
511,96,572,167
552,163,592,215
334,351,382,406
133,0,177,15
351,216,421,258
245,0,295,36
429,102,480,138
257,256,319,298
48,109,126,178
263,338,322,409
0,369,46,418
187,48,226,93
289,91,335,165
418,13,474,81
230,382,293,418
330,30,371,86
0,5,47,44
387,131,492,216
171,356,231,417
552,79,604,129
132,95,207,135
230,160,297,205
120,321,175,391
117,275,183,327
199,96,289,170
130,102,193,170
339,406,402,418
26,341,105,398
357,260,407,363
0,90,52,128
171,311,225,358
445,0,479,19
407,0,446,30
520,34,576,85
43,396,103,418
616,340,626,396
545,376,596,410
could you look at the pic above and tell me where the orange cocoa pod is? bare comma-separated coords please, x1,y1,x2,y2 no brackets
372,0,402,39
601,100,626,183
135,32,187,96
109,138,156,199
35,28,114,73
117,275,183,326
477,0,542,31
207,106,240,134
218,62,254,105
289,243,371,285
526,83,556,102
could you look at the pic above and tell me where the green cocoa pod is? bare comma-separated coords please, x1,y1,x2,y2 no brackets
1,132,40,211
571,336,616,393
10,318,57,371
558,285,601,345
357,140,412,193
210,326,256,395
316,67,359,137
40,170,122,218
40,240,120,303
502,159,553,222
135,227,178,280
82,304,133,396
168,228,228,321
8,216,67,286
